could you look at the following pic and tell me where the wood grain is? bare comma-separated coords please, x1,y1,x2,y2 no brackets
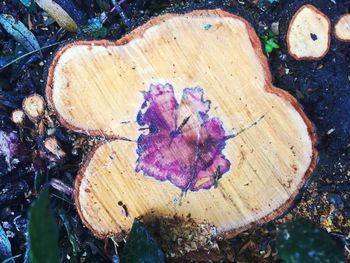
46,9,317,243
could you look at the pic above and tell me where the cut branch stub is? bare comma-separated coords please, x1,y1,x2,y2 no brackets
46,9,317,255
11,109,25,125
335,14,350,42
22,94,45,122
287,5,331,60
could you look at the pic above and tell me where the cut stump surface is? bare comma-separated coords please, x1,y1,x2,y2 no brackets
287,5,330,60
46,9,317,245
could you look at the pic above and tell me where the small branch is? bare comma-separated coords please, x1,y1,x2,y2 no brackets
50,178,74,196
102,0,132,28
113,2,132,28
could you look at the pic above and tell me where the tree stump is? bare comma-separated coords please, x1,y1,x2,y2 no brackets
46,9,317,257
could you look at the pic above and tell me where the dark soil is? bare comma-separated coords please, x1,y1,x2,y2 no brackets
0,0,349,262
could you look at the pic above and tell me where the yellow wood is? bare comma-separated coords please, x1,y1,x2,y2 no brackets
47,10,317,242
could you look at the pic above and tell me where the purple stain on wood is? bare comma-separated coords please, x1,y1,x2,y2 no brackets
136,83,231,191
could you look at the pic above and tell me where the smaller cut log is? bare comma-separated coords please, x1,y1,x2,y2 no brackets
335,14,350,42
22,94,45,122
287,5,330,60
11,109,26,125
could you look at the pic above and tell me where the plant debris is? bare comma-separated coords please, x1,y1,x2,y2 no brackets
277,218,345,263
0,14,41,54
120,219,165,263
34,0,79,32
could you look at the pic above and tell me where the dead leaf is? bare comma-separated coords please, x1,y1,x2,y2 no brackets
35,0,78,32
0,14,40,53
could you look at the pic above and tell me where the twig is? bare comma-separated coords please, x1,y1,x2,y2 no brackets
0,40,67,71
102,0,132,28
50,193,73,204
50,178,74,196
102,0,125,24
113,1,132,28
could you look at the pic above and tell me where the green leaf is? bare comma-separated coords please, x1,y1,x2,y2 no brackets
266,39,274,45
265,44,273,54
271,42,280,49
276,218,345,263
0,14,40,53
81,18,108,38
19,0,33,7
261,30,279,54
120,219,165,263
28,189,59,263
58,210,80,256
261,35,268,41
